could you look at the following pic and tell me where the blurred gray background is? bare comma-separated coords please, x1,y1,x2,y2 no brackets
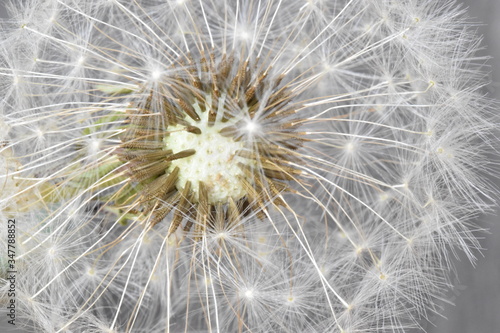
0,1,498,332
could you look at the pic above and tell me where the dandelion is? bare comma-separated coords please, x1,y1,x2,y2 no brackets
0,0,497,332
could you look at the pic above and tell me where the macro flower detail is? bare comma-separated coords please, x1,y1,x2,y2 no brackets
0,1,497,333
116,51,302,232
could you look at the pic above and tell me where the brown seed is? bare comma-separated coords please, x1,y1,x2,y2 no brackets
130,160,171,182
176,98,200,122
141,166,179,201
150,192,180,227
185,126,202,135
120,141,164,150
131,150,173,162
167,149,196,161
170,181,192,234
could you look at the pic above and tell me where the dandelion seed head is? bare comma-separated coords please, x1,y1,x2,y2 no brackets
244,119,260,135
235,25,251,42
150,69,162,81
76,56,85,66
165,109,251,203
86,267,96,277
34,126,46,142
344,141,356,152
114,47,305,231
241,288,255,300
1,0,498,332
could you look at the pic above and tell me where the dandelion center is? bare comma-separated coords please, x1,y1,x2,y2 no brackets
117,51,304,234
164,104,251,204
